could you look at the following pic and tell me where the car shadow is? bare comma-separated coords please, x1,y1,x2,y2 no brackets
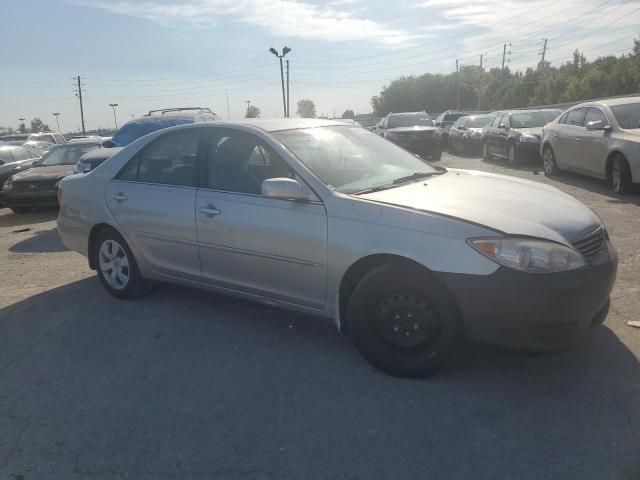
0,208,58,229
549,172,640,205
1,279,639,478
8,228,68,253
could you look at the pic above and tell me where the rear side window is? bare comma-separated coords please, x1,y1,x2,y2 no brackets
117,130,200,187
565,108,587,126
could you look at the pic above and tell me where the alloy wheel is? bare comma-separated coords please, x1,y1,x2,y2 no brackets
543,149,554,175
612,159,622,192
99,239,130,290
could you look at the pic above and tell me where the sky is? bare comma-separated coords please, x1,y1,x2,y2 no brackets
1,0,638,132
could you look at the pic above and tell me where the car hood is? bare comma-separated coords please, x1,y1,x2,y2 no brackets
358,169,600,245
514,127,543,138
12,165,74,182
387,126,436,133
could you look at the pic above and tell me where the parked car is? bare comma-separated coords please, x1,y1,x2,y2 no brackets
74,146,122,174
0,134,30,144
22,140,55,155
57,119,616,378
482,109,561,165
541,97,640,194
434,111,471,148
0,145,40,166
0,140,101,213
27,132,66,145
105,107,218,148
377,111,441,160
448,114,493,155
0,149,42,206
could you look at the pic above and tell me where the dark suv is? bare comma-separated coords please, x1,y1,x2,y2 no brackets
482,109,561,165
377,111,441,160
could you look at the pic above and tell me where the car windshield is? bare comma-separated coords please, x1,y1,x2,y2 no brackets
611,103,640,129
387,114,433,128
0,149,14,163
465,116,492,128
272,126,440,194
510,111,560,128
442,113,466,124
38,143,99,166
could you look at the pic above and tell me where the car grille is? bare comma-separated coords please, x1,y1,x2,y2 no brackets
572,227,605,257
12,180,57,192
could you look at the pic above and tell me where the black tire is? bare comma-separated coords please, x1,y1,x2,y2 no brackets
542,146,559,177
94,227,153,299
507,142,519,166
461,138,468,156
431,150,442,161
482,142,490,162
347,264,461,378
611,154,632,194
11,207,31,214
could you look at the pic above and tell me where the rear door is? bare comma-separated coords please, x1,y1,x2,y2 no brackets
106,129,203,281
195,127,328,309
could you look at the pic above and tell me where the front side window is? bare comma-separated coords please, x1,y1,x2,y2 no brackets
273,126,440,194
565,108,588,127
611,103,640,129
490,114,503,128
206,129,293,195
584,108,607,126
132,130,200,186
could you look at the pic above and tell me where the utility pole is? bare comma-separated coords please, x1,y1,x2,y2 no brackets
456,59,462,110
538,38,548,71
455,59,459,72
501,43,511,84
226,89,231,119
269,47,291,118
52,113,61,132
480,54,483,69
108,103,119,130
245,100,251,116
74,75,86,135
286,60,290,119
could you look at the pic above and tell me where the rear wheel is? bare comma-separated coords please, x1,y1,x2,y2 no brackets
542,146,559,176
95,228,153,299
611,154,632,194
431,150,442,161
348,264,461,378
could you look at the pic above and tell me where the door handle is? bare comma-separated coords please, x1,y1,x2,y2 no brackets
574,137,581,141
199,204,221,217
111,192,127,201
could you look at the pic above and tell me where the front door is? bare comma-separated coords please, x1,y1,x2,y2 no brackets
576,107,611,178
555,107,587,172
106,129,203,281
195,127,328,309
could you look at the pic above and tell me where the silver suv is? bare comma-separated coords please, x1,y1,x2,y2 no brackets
541,97,640,193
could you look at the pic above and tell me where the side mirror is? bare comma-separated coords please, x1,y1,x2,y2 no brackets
262,178,310,201
499,123,508,129
102,139,115,148
586,120,611,131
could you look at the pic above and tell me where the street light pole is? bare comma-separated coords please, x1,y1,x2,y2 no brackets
18,118,26,133
269,47,291,118
52,113,61,132
109,103,119,130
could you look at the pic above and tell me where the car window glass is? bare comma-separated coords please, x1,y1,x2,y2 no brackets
584,108,607,126
116,156,140,181
207,130,294,195
611,103,640,129
558,112,569,124
0,149,14,163
11,147,30,161
490,114,502,127
136,130,200,187
566,108,587,127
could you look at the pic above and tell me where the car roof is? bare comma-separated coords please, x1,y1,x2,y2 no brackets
388,112,429,116
506,109,562,114
579,96,640,108
55,140,101,147
226,118,355,132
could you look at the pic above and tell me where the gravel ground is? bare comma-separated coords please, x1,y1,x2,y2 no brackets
0,152,639,480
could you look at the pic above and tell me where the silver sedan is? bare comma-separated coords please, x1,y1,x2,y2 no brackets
57,119,617,377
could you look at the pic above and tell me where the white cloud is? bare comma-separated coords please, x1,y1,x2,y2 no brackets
76,0,412,45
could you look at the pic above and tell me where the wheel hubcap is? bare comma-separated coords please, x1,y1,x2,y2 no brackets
99,239,130,290
543,151,553,174
375,294,441,350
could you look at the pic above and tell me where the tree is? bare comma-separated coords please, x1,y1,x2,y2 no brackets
245,105,261,118
30,118,50,133
296,99,316,118
341,109,355,119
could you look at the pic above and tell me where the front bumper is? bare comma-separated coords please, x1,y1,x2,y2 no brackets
0,189,58,208
438,242,618,351
515,141,542,159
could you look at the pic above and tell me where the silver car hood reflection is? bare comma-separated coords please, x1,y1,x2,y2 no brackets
357,169,600,244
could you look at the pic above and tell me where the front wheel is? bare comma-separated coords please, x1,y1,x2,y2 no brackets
542,146,559,176
95,228,153,299
482,142,490,161
611,154,632,194
507,143,519,166
430,150,442,161
348,264,461,378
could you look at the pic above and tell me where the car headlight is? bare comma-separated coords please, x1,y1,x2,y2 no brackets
468,237,587,273
2,178,12,190
519,134,539,143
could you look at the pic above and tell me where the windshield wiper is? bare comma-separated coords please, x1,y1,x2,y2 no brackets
392,170,446,185
351,184,400,195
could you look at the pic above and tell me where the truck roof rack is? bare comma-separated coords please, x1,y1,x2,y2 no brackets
144,107,215,116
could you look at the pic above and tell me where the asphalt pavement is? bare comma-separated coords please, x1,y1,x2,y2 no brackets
1,152,639,480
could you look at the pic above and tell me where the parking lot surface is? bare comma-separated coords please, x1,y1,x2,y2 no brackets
1,152,639,480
